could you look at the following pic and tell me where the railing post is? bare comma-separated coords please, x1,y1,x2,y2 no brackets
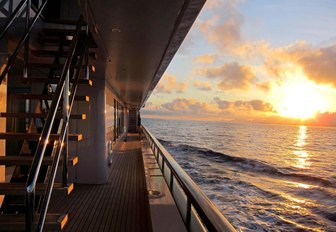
162,158,165,175
186,199,192,231
62,70,69,187
23,0,31,78
25,189,34,232
170,171,174,191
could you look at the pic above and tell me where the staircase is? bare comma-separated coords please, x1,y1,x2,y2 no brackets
0,2,95,230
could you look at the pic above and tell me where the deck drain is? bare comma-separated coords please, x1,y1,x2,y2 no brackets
148,189,165,199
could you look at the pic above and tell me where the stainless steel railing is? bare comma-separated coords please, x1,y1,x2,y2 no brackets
141,125,236,232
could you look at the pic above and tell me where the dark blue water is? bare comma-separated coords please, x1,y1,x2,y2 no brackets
142,118,336,232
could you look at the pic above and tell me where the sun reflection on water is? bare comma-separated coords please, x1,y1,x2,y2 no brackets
294,126,310,169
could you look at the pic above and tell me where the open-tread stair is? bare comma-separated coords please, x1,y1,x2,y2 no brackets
10,93,90,102
0,214,68,231
1,112,86,120
0,11,94,231
0,183,74,195
0,155,78,166
0,132,82,141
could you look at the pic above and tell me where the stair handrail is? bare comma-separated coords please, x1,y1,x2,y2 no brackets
25,15,85,232
0,0,50,83
0,0,27,40
37,39,87,232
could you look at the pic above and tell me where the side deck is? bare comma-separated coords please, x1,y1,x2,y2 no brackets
49,134,152,232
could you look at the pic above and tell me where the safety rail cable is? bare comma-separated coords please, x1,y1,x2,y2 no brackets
141,125,236,232
0,0,49,83
25,15,85,232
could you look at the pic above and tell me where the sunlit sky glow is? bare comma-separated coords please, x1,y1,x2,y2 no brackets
142,0,336,126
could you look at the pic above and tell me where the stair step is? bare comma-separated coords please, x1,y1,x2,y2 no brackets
28,63,95,72
46,18,81,25
1,112,86,120
0,183,74,195
32,50,97,59
0,156,78,166
22,77,92,86
38,36,73,46
38,36,97,47
0,214,68,231
0,132,82,141
10,93,90,102
42,28,82,36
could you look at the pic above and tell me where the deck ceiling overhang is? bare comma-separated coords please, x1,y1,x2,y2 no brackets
82,0,205,109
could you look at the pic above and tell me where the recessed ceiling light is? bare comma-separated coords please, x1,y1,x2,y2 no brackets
111,28,121,33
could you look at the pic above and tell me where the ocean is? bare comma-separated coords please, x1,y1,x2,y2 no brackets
142,118,336,232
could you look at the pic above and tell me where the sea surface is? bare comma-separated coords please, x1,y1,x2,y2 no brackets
142,118,336,232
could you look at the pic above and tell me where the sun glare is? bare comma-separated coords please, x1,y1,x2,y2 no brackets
275,73,329,120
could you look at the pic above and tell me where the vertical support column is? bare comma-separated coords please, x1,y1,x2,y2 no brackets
62,70,69,187
23,0,31,78
74,77,108,183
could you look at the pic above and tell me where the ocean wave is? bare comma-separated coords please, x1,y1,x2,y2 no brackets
158,139,335,188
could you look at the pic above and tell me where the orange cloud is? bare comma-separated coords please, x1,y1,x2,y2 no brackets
142,97,277,122
298,45,336,87
198,62,256,90
194,54,216,64
198,0,243,52
214,97,274,113
257,81,271,92
193,80,212,91
162,98,212,113
155,74,187,94
262,42,336,88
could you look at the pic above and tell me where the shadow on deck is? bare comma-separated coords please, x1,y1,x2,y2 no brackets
49,134,152,232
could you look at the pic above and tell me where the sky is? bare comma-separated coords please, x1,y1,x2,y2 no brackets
142,0,336,126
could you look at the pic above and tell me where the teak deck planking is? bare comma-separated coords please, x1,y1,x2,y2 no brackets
49,134,152,231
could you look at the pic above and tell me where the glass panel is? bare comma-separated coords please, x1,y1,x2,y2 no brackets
190,205,207,232
172,177,188,222
163,163,171,187
154,147,157,158
158,153,162,168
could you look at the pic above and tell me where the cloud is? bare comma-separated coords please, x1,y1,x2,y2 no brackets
162,98,211,113
194,54,216,64
142,97,276,121
198,62,256,90
197,0,336,91
193,80,212,91
198,0,243,52
214,97,274,112
298,45,336,87
308,112,336,126
155,74,187,94
257,81,271,92
142,98,219,120
261,42,336,88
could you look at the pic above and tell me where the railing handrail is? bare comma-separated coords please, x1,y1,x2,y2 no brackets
141,125,236,232
0,0,27,40
25,15,85,232
0,0,49,83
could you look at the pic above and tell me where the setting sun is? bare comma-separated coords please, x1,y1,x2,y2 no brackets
276,77,329,119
